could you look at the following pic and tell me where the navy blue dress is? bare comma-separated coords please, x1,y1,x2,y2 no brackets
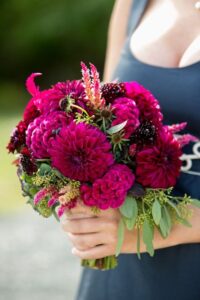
76,1,200,299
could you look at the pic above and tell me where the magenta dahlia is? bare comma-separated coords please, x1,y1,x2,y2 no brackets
34,80,87,114
135,131,182,188
81,164,135,209
124,82,163,128
111,97,140,138
49,122,114,182
26,111,69,158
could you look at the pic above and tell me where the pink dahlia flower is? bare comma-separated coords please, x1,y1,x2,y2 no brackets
34,80,86,114
136,131,182,188
124,82,163,128
81,164,135,209
26,73,87,115
49,122,114,182
26,111,69,158
111,97,140,138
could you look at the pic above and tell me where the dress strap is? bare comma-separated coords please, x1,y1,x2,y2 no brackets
127,0,149,36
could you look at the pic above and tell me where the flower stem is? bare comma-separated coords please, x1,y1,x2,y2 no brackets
81,255,118,270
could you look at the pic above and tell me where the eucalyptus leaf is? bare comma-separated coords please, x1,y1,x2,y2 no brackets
159,217,168,238
123,216,136,231
120,195,138,219
159,206,171,238
142,219,154,256
191,199,200,208
152,199,162,225
115,219,125,257
107,120,127,135
163,206,172,233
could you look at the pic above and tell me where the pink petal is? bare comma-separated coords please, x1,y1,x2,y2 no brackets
26,73,42,96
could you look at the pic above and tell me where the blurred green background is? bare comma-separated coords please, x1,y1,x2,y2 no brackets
0,0,114,213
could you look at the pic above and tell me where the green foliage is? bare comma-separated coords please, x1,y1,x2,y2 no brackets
119,188,196,258
0,0,114,112
142,219,154,257
107,120,128,135
152,199,161,225
115,218,125,257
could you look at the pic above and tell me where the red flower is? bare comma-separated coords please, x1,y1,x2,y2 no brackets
81,164,135,209
124,82,163,128
7,120,27,153
111,97,140,138
50,122,114,182
136,131,182,188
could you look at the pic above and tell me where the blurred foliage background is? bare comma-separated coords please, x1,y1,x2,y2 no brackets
0,0,114,213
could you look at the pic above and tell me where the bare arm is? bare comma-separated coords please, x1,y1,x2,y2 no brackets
103,0,133,82
62,205,200,259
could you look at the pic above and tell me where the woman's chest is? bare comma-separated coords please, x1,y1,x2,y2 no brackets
130,1,200,68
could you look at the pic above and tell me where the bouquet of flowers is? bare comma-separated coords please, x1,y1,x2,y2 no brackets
7,63,200,270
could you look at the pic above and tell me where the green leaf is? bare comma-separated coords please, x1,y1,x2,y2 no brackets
124,217,136,231
107,120,127,135
191,199,200,208
159,206,171,238
163,206,172,233
120,195,138,219
152,199,162,225
159,217,168,238
137,227,141,259
115,219,125,257
142,219,154,256
38,163,52,176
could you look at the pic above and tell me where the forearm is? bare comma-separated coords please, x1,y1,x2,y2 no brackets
103,0,132,82
123,205,200,254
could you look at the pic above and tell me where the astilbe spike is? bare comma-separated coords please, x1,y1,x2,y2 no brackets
176,134,199,148
90,63,103,109
81,62,94,104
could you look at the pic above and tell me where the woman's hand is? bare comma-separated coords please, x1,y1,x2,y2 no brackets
61,203,200,260
61,204,136,259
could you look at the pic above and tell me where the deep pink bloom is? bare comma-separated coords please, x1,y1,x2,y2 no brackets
26,74,84,122
26,111,69,158
26,72,87,115
50,122,114,182
81,164,135,209
136,131,182,188
111,97,140,138
124,82,163,128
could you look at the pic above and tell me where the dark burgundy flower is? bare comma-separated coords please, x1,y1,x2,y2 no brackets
7,120,27,153
136,131,182,188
